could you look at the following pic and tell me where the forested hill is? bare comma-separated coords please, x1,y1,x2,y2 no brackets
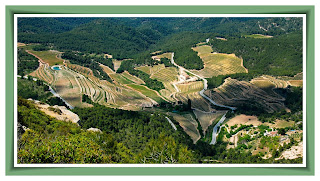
18,17,302,60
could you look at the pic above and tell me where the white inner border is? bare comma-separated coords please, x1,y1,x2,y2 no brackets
14,14,307,168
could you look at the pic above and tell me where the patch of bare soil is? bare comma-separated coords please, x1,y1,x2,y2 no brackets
225,114,261,127
32,100,80,124
276,142,303,160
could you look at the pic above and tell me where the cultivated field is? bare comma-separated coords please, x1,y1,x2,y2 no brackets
175,92,211,112
136,64,179,101
288,80,303,87
99,64,115,74
206,78,287,113
29,62,55,84
169,113,201,143
67,63,94,76
121,71,145,85
224,114,261,127
264,119,295,129
193,109,226,134
28,50,64,66
109,73,134,85
176,81,203,93
191,45,248,78
126,84,163,103
29,57,155,109
150,66,178,83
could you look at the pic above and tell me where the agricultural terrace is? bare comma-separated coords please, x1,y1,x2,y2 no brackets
175,92,210,112
29,63,54,84
206,78,287,113
121,71,145,85
288,80,303,87
193,109,226,134
30,59,155,109
244,34,273,39
99,64,115,74
136,64,179,101
109,73,134,85
176,81,203,93
159,89,175,102
168,113,201,144
191,45,248,78
126,84,163,103
150,66,179,83
135,64,164,75
28,50,64,66
262,75,290,89
67,63,94,76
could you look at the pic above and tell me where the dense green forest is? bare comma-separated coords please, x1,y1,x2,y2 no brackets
18,98,196,163
73,105,193,154
209,32,302,76
18,77,68,108
18,17,302,64
17,47,39,76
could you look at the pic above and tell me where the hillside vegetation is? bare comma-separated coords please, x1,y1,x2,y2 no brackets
17,17,303,164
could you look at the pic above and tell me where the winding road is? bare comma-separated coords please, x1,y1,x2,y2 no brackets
170,52,235,145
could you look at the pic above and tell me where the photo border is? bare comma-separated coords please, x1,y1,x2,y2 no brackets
6,5,315,175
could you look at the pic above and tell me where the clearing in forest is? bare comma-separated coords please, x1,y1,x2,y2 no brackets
28,50,64,66
224,114,261,127
112,60,122,72
151,52,173,60
244,34,273,39
264,119,295,129
191,45,248,78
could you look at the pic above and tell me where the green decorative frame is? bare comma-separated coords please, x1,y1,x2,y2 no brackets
6,5,314,175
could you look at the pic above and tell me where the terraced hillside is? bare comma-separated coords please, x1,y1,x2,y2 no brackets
136,64,179,102
28,51,156,110
206,78,287,113
191,45,248,78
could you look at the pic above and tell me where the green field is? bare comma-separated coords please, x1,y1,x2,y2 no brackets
127,84,163,103
191,45,247,78
29,50,64,66
109,73,134,84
